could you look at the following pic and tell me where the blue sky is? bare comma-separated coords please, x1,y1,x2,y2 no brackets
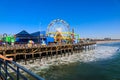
0,0,120,39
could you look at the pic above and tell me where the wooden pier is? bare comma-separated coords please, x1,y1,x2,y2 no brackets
0,42,96,64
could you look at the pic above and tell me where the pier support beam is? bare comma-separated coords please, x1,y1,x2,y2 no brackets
50,51,53,59
71,48,73,55
56,51,58,58
46,52,48,60
13,50,16,61
24,54,27,65
64,50,66,56
67,49,69,56
32,53,34,63
39,53,42,62
61,50,62,57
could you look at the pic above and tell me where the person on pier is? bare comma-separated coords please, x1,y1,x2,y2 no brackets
0,54,13,61
0,54,13,80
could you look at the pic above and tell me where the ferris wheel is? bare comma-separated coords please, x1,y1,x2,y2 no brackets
47,19,70,38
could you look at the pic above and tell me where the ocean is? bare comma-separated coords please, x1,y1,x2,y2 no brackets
38,42,120,80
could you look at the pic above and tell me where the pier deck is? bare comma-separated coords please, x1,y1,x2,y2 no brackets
0,42,96,64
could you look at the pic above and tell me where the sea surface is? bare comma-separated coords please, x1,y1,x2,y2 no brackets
38,42,120,80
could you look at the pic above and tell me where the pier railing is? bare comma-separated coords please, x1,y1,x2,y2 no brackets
0,59,44,80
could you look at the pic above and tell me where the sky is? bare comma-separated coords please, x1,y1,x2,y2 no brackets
0,0,120,39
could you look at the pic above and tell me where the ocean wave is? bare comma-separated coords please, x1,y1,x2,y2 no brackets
78,45,118,62
16,45,119,73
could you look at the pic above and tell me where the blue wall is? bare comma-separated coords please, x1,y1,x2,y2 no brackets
46,37,54,45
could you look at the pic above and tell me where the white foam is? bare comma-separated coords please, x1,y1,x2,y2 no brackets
78,45,118,62
15,45,119,73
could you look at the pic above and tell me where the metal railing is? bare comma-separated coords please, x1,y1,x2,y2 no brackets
0,59,44,80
